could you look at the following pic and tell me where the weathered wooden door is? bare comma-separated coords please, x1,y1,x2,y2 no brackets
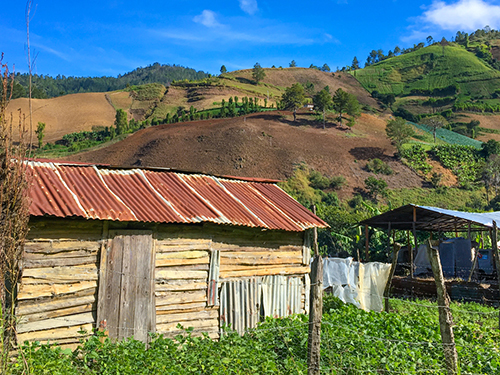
97,231,155,342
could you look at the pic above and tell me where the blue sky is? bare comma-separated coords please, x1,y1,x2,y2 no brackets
3,0,500,77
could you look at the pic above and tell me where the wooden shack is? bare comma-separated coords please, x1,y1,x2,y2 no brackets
16,161,327,349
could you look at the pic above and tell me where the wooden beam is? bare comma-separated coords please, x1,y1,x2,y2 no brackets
365,225,369,262
492,221,500,330
411,207,416,279
384,243,401,313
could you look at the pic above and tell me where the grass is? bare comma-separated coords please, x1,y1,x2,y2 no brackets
355,44,500,98
385,187,487,211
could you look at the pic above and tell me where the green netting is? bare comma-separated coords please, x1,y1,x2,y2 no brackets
408,121,482,149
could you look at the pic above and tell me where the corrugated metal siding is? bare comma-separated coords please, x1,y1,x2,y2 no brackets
219,276,307,335
219,278,261,335
27,161,327,232
261,276,302,318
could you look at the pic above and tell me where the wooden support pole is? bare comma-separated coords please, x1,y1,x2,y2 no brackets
387,223,392,261
411,207,417,279
365,225,369,262
467,222,471,240
384,242,401,313
427,240,458,375
492,221,500,330
307,206,323,375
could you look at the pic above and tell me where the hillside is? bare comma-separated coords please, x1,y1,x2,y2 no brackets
6,93,115,143
67,110,424,197
12,67,381,143
225,68,379,107
355,44,500,98
11,63,209,99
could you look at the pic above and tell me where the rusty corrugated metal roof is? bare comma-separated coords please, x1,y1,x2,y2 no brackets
27,161,327,231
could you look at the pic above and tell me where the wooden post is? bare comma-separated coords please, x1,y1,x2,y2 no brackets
406,230,412,279
384,243,401,313
387,226,391,259
307,206,323,375
365,225,370,262
411,207,417,279
492,221,500,330
427,240,459,375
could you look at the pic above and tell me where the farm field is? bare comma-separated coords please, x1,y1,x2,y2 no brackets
10,296,499,374
6,93,116,143
354,44,500,97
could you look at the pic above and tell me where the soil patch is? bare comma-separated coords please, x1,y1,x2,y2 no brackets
67,111,423,196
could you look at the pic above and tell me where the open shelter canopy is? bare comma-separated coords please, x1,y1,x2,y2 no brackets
360,204,500,232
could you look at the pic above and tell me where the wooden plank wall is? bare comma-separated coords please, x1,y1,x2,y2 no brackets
17,218,103,349
154,224,310,338
17,219,310,346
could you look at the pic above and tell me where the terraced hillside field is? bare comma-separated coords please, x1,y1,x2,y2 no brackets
355,44,500,97
7,93,115,143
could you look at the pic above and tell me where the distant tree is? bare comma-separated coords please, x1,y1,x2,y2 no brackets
304,81,315,96
351,56,360,70
482,155,500,202
321,63,331,72
252,62,266,84
313,89,333,129
114,109,128,135
281,83,305,121
426,35,434,45
385,117,415,151
332,88,360,127
289,60,297,67
220,65,227,74
365,177,387,201
481,139,500,159
394,46,401,55
422,115,447,143
35,122,46,149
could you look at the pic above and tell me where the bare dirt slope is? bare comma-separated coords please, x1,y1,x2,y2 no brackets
459,113,500,142
228,68,380,107
7,93,115,143
69,111,424,196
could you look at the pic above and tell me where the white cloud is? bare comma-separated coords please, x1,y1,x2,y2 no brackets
239,0,258,15
193,10,222,28
422,0,500,31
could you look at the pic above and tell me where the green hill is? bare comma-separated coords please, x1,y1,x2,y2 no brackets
11,63,210,99
354,44,500,98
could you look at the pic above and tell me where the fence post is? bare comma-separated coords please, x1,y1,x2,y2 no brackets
427,240,458,375
384,243,401,313
307,206,323,375
492,221,500,329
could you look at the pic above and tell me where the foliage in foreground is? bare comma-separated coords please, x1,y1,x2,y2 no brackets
8,297,500,374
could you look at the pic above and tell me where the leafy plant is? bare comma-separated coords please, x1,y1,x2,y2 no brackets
366,158,393,175
400,145,432,174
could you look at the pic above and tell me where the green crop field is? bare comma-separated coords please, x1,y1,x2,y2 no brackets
9,296,499,374
408,121,483,148
354,44,500,98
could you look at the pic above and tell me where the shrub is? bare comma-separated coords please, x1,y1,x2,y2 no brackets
366,158,393,175
364,176,388,201
400,145,432,174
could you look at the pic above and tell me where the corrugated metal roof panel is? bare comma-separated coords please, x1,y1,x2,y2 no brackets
179,174,265,228
56,165,135,221
29,162,86,218
27,161,327,231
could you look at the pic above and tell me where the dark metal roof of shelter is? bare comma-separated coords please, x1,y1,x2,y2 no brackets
360,204,500,232
27,161,327,232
